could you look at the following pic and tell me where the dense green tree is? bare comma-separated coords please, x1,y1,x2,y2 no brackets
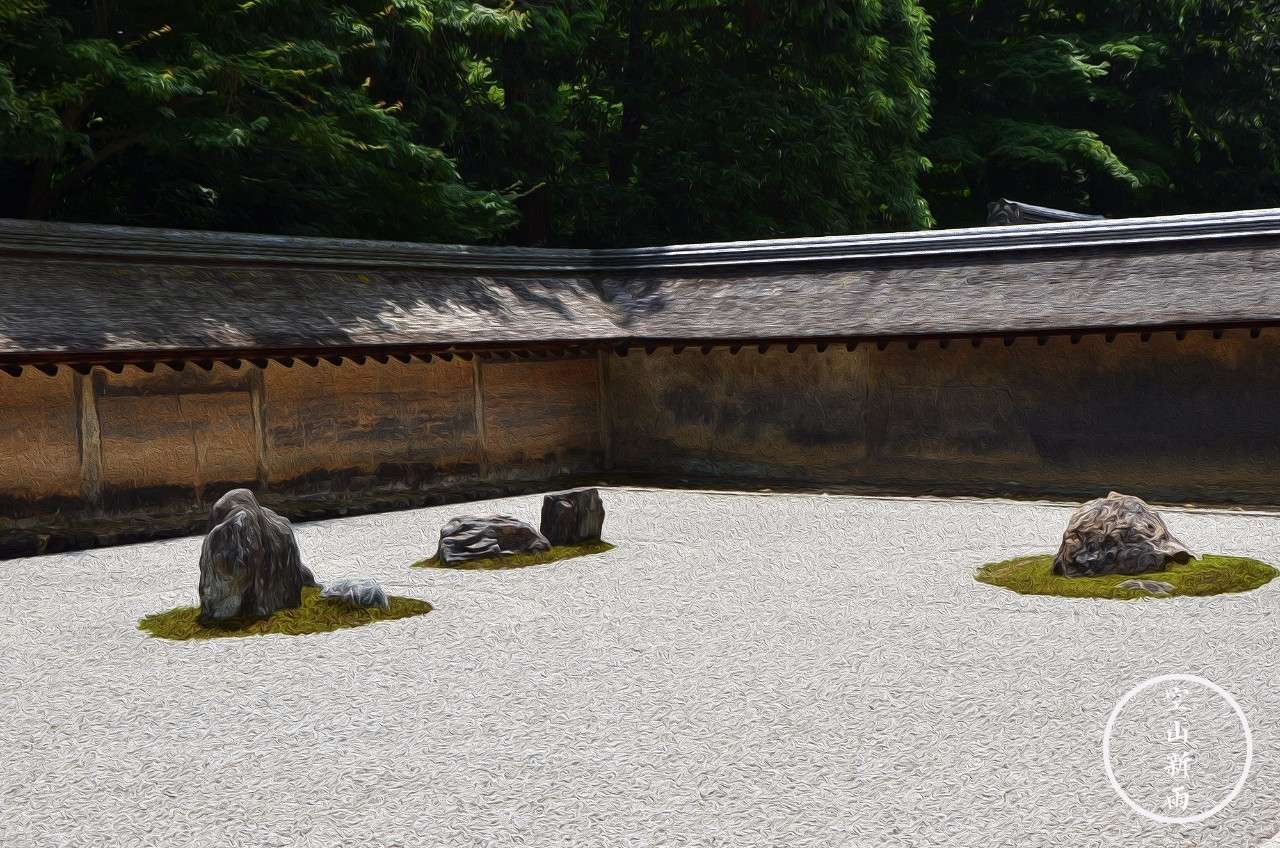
474,0,935,246
0,0,521,241
6,0,1280,245
924,0,1280,227
362,0,589,245
1,0,934,246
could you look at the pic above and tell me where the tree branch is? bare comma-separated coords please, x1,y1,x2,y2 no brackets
26,132,146,219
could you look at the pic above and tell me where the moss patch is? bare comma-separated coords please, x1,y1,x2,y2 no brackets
413,540,614,571
977,554,1278,600
139,587,432,640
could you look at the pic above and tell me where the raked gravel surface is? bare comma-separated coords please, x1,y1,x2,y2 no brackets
4,489,1280,847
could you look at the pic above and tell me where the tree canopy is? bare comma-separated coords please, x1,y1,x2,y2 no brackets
2,0,1279,243
0,0,522,241
924,0,1280,227
482,0,935,246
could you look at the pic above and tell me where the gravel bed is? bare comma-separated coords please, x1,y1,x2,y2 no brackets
3,489,1280,847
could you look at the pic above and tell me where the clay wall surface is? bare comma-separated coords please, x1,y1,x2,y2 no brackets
6,332,1280,558
0,356,603,557
605,331,1280,504
263,358,482,494
480,358,603,475
0,369,80,516
93,365,259,511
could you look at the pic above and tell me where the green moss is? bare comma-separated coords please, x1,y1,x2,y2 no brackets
413,540,615,571
138,586,432,640
977,554,1278,600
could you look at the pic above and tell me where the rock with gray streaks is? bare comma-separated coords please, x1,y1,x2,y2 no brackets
540,487,606,546
198,489,318,622
1117,578,1175,596
1052,491,1193,577
435,514,550,566
321,577,390,610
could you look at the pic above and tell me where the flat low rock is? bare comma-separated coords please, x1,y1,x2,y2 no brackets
198,489,318,622
435,514,550,566
321,577,389,610
1052,491,1193,577
540,488,606,546
1117,578,1175,596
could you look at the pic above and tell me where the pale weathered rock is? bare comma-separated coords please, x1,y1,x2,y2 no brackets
435,514,550,566
321,577,389,610
198,489,318,621
540,487,606,546
1117,578,1175,596
1052,491,1193,577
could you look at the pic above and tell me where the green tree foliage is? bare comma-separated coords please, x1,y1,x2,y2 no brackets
475,0,935,246
12,0,1277,245
924,0,1280,227
0,0,934,247
0,0,521,241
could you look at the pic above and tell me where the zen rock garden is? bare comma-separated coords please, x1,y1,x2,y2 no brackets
138,480,1274,642
139,487,610,639
26,487,1280,847
978,490,1278,599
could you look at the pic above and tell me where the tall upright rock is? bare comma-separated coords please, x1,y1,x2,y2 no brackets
539,488,605,546
198,489,317,622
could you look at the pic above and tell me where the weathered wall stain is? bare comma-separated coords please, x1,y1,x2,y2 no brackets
8,332,1280,558
606,346,870,477
0,367,79,503
606,331,1280,502
0,356,605,557
866,332,1280,482
481,359,601,473
95,364,258,505
263,357,480,489
877,384,1036,461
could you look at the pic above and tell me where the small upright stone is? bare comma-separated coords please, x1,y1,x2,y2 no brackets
198,489,318,622
321,577,390,610
435,514,550,566
540,487,605,546
1053,491,1193,578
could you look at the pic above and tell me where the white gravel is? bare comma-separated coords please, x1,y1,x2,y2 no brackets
3,489,1280,847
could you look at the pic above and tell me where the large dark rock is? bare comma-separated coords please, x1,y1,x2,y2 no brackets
198,489,317,622
540,487,606,546
435,514,550,566
321,577,389,611
1052,491,1194,577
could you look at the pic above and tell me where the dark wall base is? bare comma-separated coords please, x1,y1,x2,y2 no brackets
0,474,609,561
